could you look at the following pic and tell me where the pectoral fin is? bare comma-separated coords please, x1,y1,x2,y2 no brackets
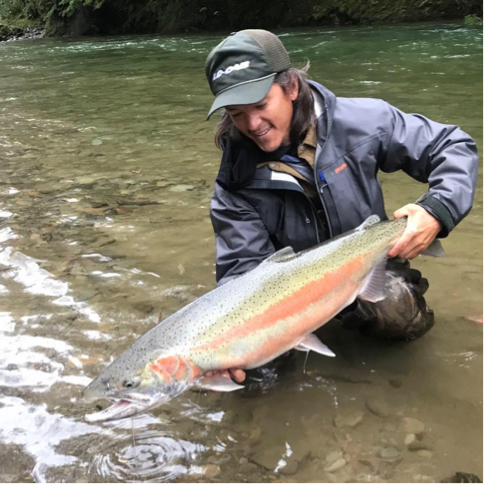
295,333,336,357
196,375,244,392
358,261,387,303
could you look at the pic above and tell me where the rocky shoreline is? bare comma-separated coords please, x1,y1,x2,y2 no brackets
0,24,44,42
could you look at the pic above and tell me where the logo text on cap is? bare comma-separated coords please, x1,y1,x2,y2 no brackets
213,61,250,81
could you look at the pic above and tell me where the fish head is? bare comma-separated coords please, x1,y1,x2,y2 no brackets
82,351,193,422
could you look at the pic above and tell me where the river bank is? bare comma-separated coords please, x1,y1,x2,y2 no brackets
0,0,482,39
0,23,43,41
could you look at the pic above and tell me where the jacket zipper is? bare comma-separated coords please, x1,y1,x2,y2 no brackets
317,171,334,238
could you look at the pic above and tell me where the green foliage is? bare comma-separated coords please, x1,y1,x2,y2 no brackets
464,13,482,25
0,0,104,22
1,0,483,36
56,0,105,17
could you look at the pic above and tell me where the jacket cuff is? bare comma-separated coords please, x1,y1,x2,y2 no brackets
415,194,454,238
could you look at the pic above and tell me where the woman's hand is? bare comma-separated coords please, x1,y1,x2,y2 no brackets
387,204,442,260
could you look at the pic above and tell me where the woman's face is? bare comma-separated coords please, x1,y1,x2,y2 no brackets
225,82,298,152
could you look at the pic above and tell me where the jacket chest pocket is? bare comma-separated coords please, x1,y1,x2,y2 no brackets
320,144,384,233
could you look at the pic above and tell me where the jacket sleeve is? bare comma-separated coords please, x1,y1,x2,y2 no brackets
210,182,275,285
378,103,479,237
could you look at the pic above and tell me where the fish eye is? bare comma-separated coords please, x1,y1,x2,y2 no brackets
123,377,140,389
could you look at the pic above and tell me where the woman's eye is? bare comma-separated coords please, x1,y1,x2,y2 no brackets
256,103,267,110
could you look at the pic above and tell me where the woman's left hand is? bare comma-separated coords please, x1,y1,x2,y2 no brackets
387,203,442,260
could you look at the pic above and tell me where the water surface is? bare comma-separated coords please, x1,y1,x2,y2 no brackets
0,22,482,483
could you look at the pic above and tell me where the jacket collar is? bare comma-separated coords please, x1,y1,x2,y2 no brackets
215,81,336,191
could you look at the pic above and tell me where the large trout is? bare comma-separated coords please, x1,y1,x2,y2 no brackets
83,215,442,422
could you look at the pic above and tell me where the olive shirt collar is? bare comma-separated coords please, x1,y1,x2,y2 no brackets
257,123,317,185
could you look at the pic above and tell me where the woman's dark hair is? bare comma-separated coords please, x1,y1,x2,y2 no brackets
214,63,314,149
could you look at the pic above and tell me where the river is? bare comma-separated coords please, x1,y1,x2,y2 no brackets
0,22,482,483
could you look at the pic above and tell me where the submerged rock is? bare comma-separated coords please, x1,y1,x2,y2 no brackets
169,184,195,192
379,446,401,460
399,417,425,435
334,411,364,428
408,440,433,451
365,398,390,418
324,458,346,472
440,472,483,483
325,450,343,465
389,378,402,389
404,433,416,445
279,459,299,475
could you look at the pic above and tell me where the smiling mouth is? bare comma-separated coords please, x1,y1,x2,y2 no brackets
254,126,271,137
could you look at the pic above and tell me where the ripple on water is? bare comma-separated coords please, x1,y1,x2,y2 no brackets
89,429,207,482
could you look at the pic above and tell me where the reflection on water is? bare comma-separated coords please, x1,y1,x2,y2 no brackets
0,22,482,483
0,396,104,482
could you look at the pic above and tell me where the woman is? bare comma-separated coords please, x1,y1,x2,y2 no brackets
204,29,478,380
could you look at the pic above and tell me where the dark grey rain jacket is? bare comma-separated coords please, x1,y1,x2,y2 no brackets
210,81,479,286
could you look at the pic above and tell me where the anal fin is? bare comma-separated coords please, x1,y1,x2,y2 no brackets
295,333,336,357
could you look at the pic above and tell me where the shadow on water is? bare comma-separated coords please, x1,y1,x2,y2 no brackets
0,22,482,483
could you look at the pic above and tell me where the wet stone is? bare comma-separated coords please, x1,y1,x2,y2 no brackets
239,462,259,474
408,440,433,451
399,417,425,435
389,379,402,389
324,457,346,472
325,450,343,465
200,464,221,477
334,411,364,428
365,398,390,418
217,454,233,465
249,426,262,443
404,433,416,445
379,447,401,460
169,184,195,192
280,459,299,475
417,450,433,459
250,447,282,470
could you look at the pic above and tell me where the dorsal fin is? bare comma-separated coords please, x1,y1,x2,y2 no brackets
264,246,298,264
357,215,381,231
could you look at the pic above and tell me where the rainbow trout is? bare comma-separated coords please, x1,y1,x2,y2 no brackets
83,215,442,422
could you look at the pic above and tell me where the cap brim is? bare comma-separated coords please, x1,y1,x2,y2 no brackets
206,74,276,120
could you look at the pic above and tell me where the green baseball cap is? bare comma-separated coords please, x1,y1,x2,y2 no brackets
205,29,292,119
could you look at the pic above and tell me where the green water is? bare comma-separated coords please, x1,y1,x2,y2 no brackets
0,23,482,483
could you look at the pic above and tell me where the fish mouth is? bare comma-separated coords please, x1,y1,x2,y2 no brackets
84,393,160,423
